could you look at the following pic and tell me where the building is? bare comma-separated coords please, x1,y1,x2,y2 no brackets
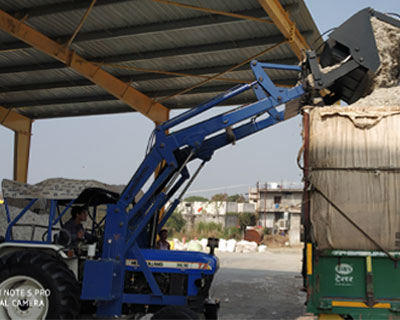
176,201,256,230
249,182,303,245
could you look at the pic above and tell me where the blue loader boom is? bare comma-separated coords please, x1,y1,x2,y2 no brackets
80,60,305,317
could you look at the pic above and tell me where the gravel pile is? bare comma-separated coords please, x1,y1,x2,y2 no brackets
351,17,400,107
0,205,59,241
370,17,400,89
352,86,400,106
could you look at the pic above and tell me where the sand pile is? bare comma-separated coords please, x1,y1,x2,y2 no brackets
370,17,400,89
350,17,400,107
352,86,400,106
304,15,399,106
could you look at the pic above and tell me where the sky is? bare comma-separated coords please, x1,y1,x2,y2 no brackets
0,0,399,198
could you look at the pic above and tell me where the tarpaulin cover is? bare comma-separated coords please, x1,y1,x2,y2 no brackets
308,106,400,251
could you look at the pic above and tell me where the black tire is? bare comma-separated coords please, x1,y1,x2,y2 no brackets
204,303,218,320
0,250,80,319
152,306,200,320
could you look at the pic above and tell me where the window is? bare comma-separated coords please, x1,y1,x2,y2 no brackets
274,196,281,204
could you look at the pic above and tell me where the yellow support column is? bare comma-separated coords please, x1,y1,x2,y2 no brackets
14,127,32,183
257,0,309,60
0,107,33,182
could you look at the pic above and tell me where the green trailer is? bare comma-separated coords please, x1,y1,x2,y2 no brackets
302,106,400,320
305,244,400,319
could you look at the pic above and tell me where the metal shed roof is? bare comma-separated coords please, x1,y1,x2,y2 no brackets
0,0,321,120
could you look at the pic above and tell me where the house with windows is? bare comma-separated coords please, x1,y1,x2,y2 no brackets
249,182,303,245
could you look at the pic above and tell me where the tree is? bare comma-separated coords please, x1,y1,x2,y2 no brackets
227,194,246,203
184,195,208,202
238,212,258,239
211,193,228,202
165,210,186,234
238,212,254,230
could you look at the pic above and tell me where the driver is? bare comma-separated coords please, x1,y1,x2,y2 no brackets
64,206,90,245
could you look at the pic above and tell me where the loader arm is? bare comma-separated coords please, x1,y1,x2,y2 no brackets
82,61,308,317
103,61,305,257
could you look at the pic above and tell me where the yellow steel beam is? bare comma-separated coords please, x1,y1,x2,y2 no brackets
257,0,309,60
0,10,169,124
0,107,31,133
0,107,33,182
151,0,273,24
66,0,97,48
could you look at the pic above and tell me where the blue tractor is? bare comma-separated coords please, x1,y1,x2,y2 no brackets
0,8,398,319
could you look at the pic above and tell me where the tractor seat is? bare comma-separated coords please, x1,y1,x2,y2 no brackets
53,229,72,246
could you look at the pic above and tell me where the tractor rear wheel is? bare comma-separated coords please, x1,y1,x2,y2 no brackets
0,250,80,319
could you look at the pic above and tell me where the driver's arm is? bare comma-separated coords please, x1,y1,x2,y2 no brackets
77,229,84,239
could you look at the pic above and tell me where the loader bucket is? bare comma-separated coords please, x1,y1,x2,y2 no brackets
319,8,400,104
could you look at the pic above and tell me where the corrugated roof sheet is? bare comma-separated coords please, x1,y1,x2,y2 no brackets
0,0,321,119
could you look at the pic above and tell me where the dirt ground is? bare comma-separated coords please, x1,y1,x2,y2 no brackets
212,247,311,320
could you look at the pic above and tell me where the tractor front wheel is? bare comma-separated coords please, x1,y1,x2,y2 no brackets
0,250,80,319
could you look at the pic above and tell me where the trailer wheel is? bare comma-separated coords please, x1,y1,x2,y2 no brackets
152,306,199,319
0,251,80,319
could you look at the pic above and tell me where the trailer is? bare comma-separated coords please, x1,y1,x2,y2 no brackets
303,104,400,319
